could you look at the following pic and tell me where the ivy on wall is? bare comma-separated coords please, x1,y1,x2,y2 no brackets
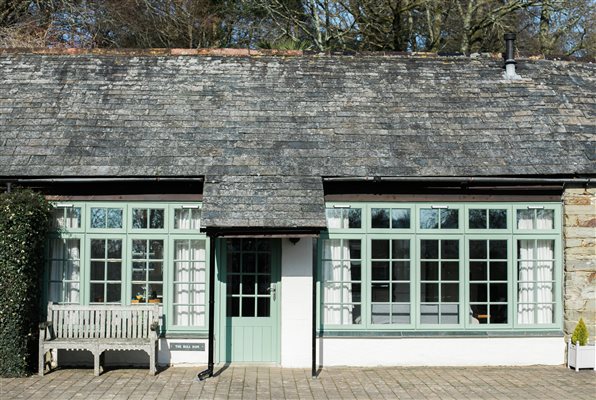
0,189,52,377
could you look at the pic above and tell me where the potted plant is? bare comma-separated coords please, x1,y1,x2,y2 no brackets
568,318,595,371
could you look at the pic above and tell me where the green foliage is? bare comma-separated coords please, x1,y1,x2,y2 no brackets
571,318,589,346
257,38,311,50
0,189,52,377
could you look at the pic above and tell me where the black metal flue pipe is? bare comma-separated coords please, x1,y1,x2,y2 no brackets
504,33,516,65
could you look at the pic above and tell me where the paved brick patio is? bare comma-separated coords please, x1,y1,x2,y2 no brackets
0,365,594,399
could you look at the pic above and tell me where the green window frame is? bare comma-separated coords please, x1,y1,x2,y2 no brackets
50,203,83,232
325,204,364,232
88,204,126,232
369,206,413,231
320,202,562,333
130,205,167,232
171,204,202,231
45,201,208,334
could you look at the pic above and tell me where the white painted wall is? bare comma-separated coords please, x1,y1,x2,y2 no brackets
59,336,565,367
158,338,208,365
319,337,565,366
58,338,208,367
280,237,313,368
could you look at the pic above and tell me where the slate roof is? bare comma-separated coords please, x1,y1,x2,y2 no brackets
0,50,594,228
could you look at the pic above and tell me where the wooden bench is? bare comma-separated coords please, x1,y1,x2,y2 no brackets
39,303,161,376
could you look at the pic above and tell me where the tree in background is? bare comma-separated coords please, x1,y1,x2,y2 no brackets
0,0,593,58
517,0,594,56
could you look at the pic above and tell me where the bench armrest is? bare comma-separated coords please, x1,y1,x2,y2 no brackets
39,321,53,330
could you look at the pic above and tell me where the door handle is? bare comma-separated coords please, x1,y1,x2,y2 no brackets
267,284,276,301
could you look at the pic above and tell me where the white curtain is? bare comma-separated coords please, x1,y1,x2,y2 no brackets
323,238,354,325
175,209,201,230
517,210,534,230
52,207,80,230
536,240,554,323
49,238,80,304
517,238,554,324
517,239,534,324
536,210,554,229
326,209,344,229
517,208,553,230
174,240,206,326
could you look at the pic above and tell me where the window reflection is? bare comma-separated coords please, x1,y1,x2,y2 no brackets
90,207,123,229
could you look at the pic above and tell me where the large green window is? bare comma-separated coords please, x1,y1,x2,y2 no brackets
46,202,208,332
321,202,562,332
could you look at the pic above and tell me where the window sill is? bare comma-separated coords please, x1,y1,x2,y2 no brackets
161,331,209,339
319,330,563,338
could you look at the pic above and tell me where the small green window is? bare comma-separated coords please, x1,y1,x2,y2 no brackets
420,207,458,229
174,206,201,230
326,207,362,229
371,208,411,229
51,205,82,230
132,208,164,229
516,207,555,230
90,207,123,229
469,209,507,229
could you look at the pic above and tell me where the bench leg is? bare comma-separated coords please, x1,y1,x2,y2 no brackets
38,349,46,376
149,345,157,375
94,351,102,376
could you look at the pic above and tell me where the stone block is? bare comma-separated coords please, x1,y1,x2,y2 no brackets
564,238,595,248
564,245,596,261
565,259,596,271
564,188,596,197
565,227,596,239
563,205,596,216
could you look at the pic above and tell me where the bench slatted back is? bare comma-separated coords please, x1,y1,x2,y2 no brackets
46,304,160,339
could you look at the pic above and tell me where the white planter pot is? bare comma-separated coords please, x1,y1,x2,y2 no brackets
567,341,596,371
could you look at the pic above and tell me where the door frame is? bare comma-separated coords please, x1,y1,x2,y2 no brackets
215,238,281,363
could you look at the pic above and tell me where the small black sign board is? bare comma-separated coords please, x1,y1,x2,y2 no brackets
170,342,205,351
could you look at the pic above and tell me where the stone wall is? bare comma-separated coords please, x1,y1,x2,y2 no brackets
563,188,596,342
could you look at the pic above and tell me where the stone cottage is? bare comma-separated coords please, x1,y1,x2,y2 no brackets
0,45,594,372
